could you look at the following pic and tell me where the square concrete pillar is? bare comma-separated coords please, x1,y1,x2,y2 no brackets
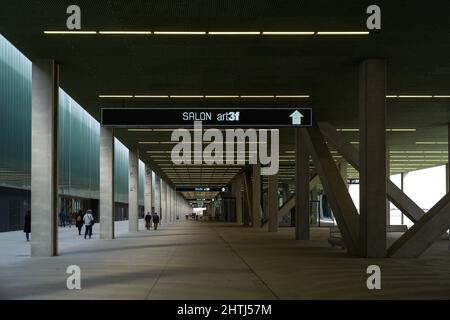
386,147,391,226
252,164,261,228
128,148,139,232
161,179,168,223
233,177,243,225
295,128,310,240
172,188,176,221
100,127,115,239
154,173,160,216
31,60,59,257
447,124,450,193
167,187,171,222
359,59,387,258
144,165,152,216
268,174,279,232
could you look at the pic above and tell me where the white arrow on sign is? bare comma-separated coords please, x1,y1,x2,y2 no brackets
289,110,304,125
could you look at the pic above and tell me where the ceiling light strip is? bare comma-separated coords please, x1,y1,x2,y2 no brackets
316,31,369,35
208,31,260,35
44,31,97,34
99,94,310,99
45,31,370,36
99,31,152,35
154,31,206,35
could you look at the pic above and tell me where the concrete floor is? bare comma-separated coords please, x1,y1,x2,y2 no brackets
1,220,450,299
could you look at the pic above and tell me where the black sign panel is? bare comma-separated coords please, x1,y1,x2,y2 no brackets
101,108,312,128
176,186,229,192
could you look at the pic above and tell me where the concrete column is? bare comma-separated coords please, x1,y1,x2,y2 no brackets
268,174,279,232
100,127,115,239
252,164,261,228
31,60,59,257
166,183,170,223
163,180,167,223
234,177,243,225
160,179,164,223
162,181,166,223
447,124,450,193
295,128,310,240
144,165,152,216
386,147,391,226
359,59,387,258
128,148,139,232
154,174,160,216
446,164,449,194
400,172,405,225
170,189,177,220
243,172,252,226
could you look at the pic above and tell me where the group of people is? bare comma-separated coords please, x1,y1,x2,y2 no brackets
144,212,160,230
75,209,95,239
23,208,95,241
24,209,165,242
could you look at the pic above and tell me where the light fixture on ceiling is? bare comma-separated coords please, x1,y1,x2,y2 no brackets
98,94,310,99
275,95,310,98
99,95,133,98
44,31,97,34
415,141,448,145
387,95,450,98
154,31,206,35
98,31,152,35
398,95,433,98
170,95,205,98
204,95,240,98
316,31,370,35
208,31,260,35
240,95,275,98
135,95,169,98
45,30,372,37
262,31,315,35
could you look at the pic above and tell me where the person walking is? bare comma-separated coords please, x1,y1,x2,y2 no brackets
67,211,73,228
58,208,66,228
144,212,152,230
153,213,160,230
75,209,84,235
24,210,31,241
83,209,95,239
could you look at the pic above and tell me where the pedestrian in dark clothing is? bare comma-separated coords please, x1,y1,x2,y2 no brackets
24,210,31,241
144,212,152,230
59,209,66,227
75,210,84,235
153,213,160,230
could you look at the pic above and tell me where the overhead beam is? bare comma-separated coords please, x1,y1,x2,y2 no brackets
318,121,424,222
303,123,360,255
388,193,450,258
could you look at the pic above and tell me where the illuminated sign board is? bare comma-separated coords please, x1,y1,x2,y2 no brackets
176,186,229,192
101,108,312,128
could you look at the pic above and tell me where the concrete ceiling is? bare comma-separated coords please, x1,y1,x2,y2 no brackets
1,0,449,191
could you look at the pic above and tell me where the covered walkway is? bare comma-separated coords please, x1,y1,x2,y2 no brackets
1,220,450,300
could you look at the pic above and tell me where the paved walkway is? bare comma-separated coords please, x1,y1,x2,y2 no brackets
1,220,450,299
